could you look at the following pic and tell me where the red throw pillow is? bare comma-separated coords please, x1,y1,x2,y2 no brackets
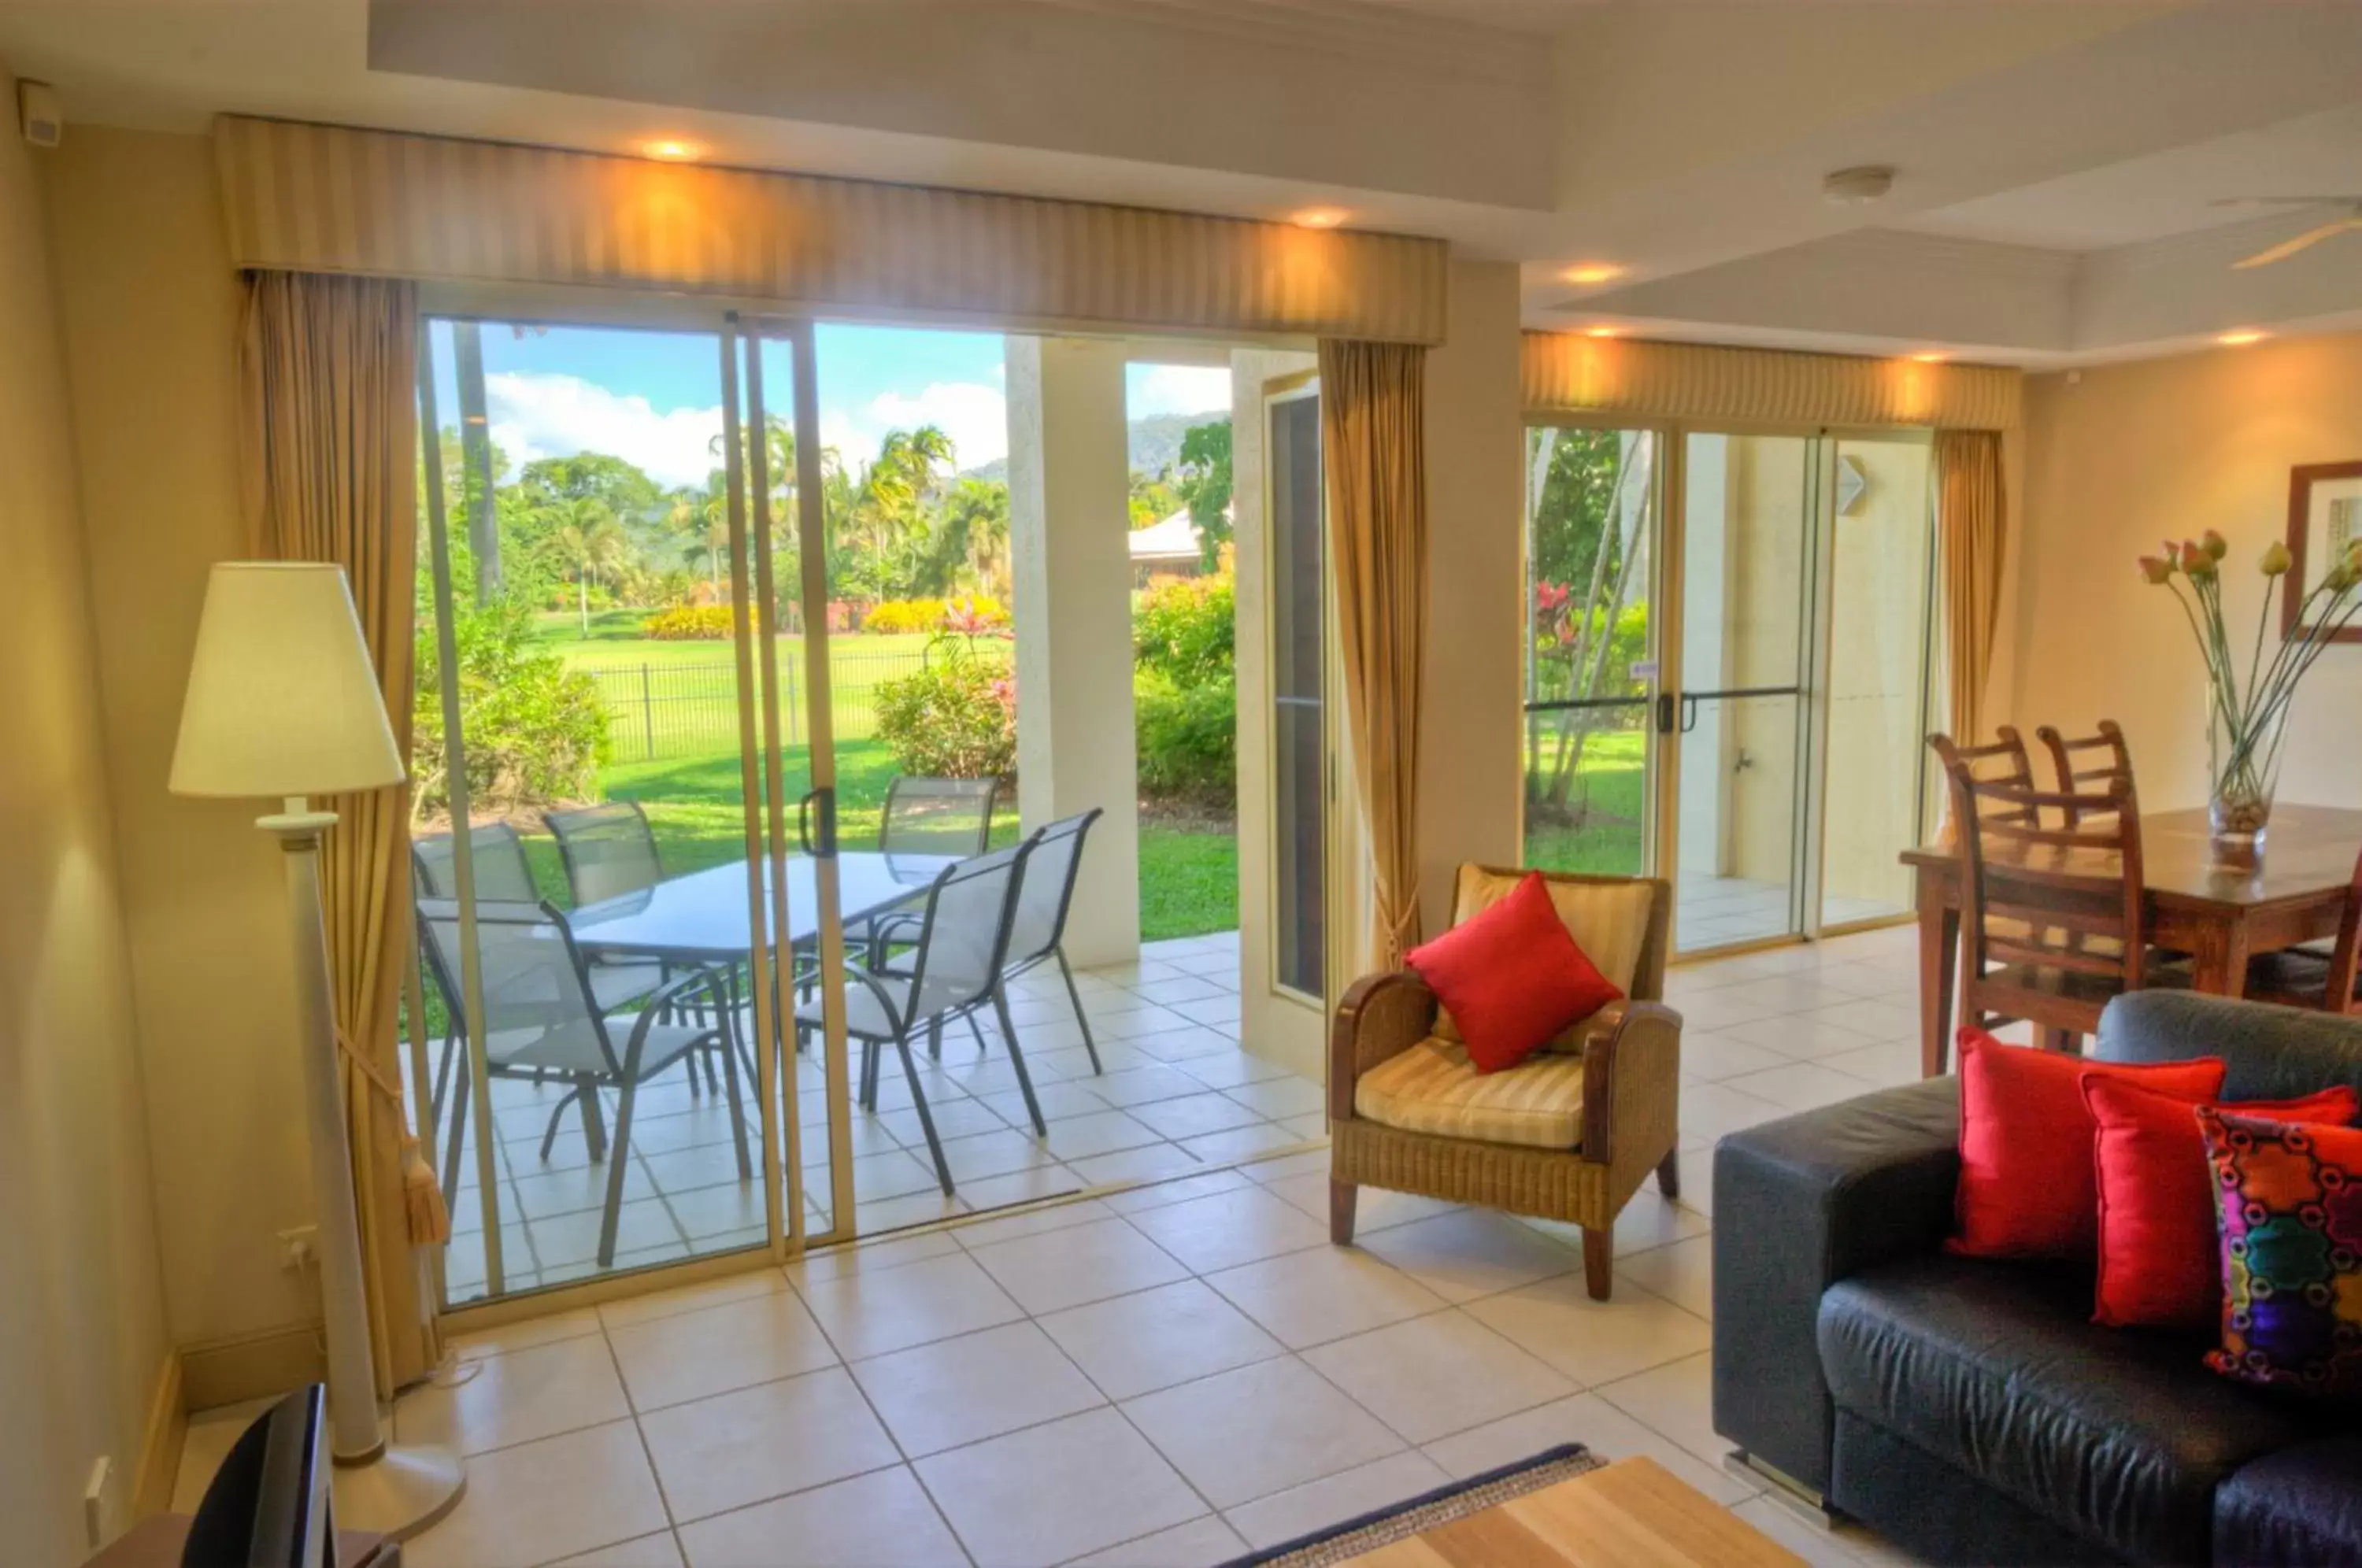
1948,1029,2226,1259
1405,871,1623,1074
2082,1075,2358,1329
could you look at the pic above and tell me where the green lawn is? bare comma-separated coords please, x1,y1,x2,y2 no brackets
1521,727,1647,875
501,735,1237,941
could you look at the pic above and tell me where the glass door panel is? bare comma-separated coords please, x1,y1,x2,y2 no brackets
1816,436,1936,929
1523,425,1660,875
413,316,784,1304
1672,431,1816,953
1268,380,1325,1000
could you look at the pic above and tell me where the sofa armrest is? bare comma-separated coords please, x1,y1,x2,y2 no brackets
1711,1077,1960,1497
1329,971,1438,1122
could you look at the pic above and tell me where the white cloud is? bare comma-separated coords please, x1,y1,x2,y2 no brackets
825,381,1009,476
1128,363,1233,420
484,372,723,490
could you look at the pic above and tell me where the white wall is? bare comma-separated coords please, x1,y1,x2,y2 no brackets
0,75,172,1565
2012,331,2362,811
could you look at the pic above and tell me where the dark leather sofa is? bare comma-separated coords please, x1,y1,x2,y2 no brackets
1712,991,2362,1566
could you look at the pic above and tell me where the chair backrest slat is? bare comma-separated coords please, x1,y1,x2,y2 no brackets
1942,753,2149,991
1928,727,2040,828
880,775,1001,858
2036,721,2137,827
545,801,663,906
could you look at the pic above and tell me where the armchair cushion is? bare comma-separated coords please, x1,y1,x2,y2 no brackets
1435,867,1656,1053
1353,1034,1589,1149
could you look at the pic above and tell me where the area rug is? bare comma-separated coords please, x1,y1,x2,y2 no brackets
1220,1443,1602,1566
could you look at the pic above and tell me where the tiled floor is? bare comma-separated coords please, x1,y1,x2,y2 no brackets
1675,872,1902,950
187,926,1946,1567
431,930,1331,1302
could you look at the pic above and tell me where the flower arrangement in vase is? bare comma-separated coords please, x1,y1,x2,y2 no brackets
2140,531,2362,862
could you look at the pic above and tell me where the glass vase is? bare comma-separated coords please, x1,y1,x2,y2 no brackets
2208,700,2289,866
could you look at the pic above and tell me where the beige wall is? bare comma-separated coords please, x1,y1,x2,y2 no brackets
0,84,172,1562
2012,332,2362,810
45,128,321,1360
1416,261,1527,937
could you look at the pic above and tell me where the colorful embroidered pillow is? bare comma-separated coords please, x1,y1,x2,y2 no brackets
1405,871,1623,1074
2082,1077,2358,1329
2199,1107,2362,1401
1948,1029,2225,1259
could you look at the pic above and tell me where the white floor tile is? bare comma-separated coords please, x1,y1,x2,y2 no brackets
1419,1391,1760,1506
793,1249,1026,1360
1301,1308,1577,1444
549,1531,687,1568
609,1289,839,1412
1355,1210,1583,1305
915,1407,1205,1568
638,1366,900,1524
405,1421,669,1568
850,1320,1105,1456
1123,1356,1403,1509
1037,1278,1287,1401
1205,1245,1447,1350
967,1215,1191,1315
676,1466,967,1568
1068,1514,1249,1567
1120,1185,1330,1275
1462,1275,1712,1388
1222,1449,1451,1549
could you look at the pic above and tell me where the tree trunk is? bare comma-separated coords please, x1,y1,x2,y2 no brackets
579,575,589,634
454,321,502,604
1546,434,1653,808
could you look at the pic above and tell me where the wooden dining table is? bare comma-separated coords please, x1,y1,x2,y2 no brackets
1902,803,2362,1076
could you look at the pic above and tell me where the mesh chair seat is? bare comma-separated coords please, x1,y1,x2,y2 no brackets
795,973,970,1042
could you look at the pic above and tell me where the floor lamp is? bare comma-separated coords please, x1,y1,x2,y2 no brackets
170,562,465,1539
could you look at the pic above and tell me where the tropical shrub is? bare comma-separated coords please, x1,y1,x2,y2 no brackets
863,596,1012,635
875,638,1016,779
1135,668,1235,804
1133,575,1233,684
413,596,610,817
642,603,739,640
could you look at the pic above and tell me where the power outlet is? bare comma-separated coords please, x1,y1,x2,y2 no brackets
278,1225,319,1270
83,1455,121,1551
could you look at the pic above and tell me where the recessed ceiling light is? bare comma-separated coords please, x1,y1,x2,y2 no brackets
1823,165,1896,206
1561,262,1625,286
2218,328,2268,346
642,139,702,162
1909,350,1950,364
1291,206,1349,230
1584,325,1622,339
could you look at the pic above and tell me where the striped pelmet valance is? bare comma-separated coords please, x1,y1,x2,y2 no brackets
1522,332,2021,431
213,116,1449,345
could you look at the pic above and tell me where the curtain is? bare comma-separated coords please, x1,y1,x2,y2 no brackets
1936,428,2008,748
239,271,438,1396
1319,339,1429,971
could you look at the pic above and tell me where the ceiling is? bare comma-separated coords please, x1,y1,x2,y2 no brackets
2,0,2360,366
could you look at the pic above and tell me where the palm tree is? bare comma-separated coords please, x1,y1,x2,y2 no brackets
552,499,631,632
666,472,731,589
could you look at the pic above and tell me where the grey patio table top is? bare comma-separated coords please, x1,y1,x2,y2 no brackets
565,850,959,963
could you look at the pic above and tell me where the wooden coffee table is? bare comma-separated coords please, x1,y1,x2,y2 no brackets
1343,1457,1806,1566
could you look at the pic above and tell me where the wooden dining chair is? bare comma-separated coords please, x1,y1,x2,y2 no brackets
1943,759,2186,1055
2247,843,2362,1016
2035,721,2137,826
1927,727,2039,830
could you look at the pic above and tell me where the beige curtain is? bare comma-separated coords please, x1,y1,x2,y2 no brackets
1936,428,2008,746
239,271,439,1395
1319,339,1428,971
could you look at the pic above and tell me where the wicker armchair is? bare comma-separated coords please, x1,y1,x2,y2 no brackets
1327,865,1680,1301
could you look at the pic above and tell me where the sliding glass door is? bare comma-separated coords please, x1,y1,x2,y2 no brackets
1520,423,1938,958
410,310,854,1307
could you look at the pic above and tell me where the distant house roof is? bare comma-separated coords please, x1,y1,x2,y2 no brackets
1129,506,1205,564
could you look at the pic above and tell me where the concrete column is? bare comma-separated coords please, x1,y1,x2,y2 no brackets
1005,335,1139,967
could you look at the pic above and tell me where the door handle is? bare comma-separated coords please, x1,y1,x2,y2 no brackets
798,788,839,858
1680,694,1701,734
1654,693,1676,735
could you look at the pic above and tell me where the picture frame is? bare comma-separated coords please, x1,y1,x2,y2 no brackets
2284,460,2362,643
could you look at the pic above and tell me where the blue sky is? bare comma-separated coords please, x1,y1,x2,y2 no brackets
428,320,1230,490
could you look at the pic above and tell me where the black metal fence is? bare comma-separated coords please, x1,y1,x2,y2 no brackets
577,644,1013,761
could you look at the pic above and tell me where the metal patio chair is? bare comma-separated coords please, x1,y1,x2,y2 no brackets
412,823,546,1125
419,897,750,1267
879,775,1001,858
991,808,1106,1076
796,838,1042,1195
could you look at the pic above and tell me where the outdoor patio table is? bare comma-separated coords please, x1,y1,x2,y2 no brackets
565,850,960,963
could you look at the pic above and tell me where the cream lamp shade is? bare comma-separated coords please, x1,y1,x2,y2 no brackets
169,561,405,798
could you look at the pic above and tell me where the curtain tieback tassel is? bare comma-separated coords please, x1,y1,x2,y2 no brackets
335,1023,454,1248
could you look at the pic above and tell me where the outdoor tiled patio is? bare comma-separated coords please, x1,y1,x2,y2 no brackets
431,929,1334,1303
